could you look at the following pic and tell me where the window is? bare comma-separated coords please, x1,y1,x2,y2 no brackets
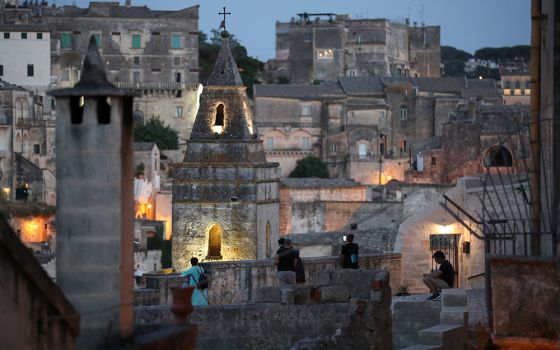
317,49,334,59
171,34,181,49
93,33,101,46
173,56,181,66
152,31,160,36
302,137,310,150
175,106,182,118
27,64,34,77
112,31,121,36
331,143,337,154
348,110,354,118
132,34,141,49
301,104,311,116
347,69,357,77
317,69,325,77
358,143,367,159
61,68,69,81
354,34,361,43
396,67,402,76
483,146,513,167
266,137,274,150
379,110,385,119
431,156,437,165
132,71,141,83
33,144,40,154
133,56,140,65
175,72,181,83
3,32,9,39
151,68,161,73
215,104,225,126
37,33,43,39
207,224,223,259
0,65,3,77
21,32,27,39
60,33,72,48
303,32,312,42
400,108,408,120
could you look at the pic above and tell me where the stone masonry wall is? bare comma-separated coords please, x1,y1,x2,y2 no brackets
137,268,393,350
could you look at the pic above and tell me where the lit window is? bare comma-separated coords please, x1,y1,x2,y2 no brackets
358,143,367,159
400,108,408,120
171,34,181,49
60,33,72,48
175,106,182,118
302,137,310,150
132,34,141,49
301,104,311,116
266,137,274,150
317,49,334,59
503,89,511,96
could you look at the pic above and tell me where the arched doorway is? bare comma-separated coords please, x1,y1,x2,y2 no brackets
483,146,513,167
265,221,271,258
206,223,223,259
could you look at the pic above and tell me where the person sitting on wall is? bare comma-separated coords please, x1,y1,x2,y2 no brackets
423,250,455,300
181,257,208,306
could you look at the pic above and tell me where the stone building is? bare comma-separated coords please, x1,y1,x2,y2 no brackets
172,29,280,270
254,76,501,184
269,13,440,83
0,1,201,143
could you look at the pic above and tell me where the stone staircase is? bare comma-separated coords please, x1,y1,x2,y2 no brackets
401,289,469,350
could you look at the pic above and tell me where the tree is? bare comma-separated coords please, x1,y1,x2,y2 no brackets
441,46,473,62
134,117,179,150
289,156,329,178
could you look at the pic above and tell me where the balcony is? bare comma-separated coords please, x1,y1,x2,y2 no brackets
16,119,53,128
114,82,198,91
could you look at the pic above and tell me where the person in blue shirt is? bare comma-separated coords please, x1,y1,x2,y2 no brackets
181,257,208,306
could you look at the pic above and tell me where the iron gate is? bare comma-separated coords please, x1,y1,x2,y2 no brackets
429,234,460,287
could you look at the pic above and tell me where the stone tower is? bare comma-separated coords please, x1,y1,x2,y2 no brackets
172,29,280,270
49,37,135,348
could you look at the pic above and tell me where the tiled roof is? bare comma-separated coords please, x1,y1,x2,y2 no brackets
338,76,385,95
281,177,362,188
254,83,344,99
134,142,157,152
0,79,26,91
413,77,466,92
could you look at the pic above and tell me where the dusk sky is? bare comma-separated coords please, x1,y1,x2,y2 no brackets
66,0,530,61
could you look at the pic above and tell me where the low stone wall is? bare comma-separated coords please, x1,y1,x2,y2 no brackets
136,269,393,350
489,256,559,343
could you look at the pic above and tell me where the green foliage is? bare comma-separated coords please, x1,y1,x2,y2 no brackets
396,285,410,294
441,45,473,61
161,238,172,269
0,202,55,218
289,156,329,178
474,45,530,62
275,76,291,84
443,60,466,77
469,66,500,81
135,163,145,177
134,117,179,150
199,30,264,97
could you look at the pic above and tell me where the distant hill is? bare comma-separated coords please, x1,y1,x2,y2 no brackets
441,46,473,62
474,45,530,62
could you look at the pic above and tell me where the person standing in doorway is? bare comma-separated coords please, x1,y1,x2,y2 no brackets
340,233,359,269
423,250,455,300
181,257,208,306
275,238,297,285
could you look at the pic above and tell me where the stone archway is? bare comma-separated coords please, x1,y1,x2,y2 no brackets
483,146,513,167
206,223,223,259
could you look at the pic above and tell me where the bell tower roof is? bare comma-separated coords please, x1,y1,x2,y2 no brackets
207,32,244,86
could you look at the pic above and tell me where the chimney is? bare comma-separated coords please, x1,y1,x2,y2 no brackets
48,36,136,349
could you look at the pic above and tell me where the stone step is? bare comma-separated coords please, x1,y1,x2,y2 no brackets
441,288,467,307
418,324,465,346
440,306,468,326
400,344,440,350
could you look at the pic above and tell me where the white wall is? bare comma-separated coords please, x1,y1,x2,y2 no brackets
0,31,51,91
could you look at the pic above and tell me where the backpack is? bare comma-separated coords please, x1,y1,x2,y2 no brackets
195,266,209,289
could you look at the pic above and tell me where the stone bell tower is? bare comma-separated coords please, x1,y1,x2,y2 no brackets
49,37,135,348
172,26,280,270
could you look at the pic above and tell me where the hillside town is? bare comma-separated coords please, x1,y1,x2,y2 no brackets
0,0,558,349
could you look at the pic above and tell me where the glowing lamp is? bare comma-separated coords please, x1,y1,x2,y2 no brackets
437,224,454,234
212,125,223,134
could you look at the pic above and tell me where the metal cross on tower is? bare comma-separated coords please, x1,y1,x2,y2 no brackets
219,6,231,31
